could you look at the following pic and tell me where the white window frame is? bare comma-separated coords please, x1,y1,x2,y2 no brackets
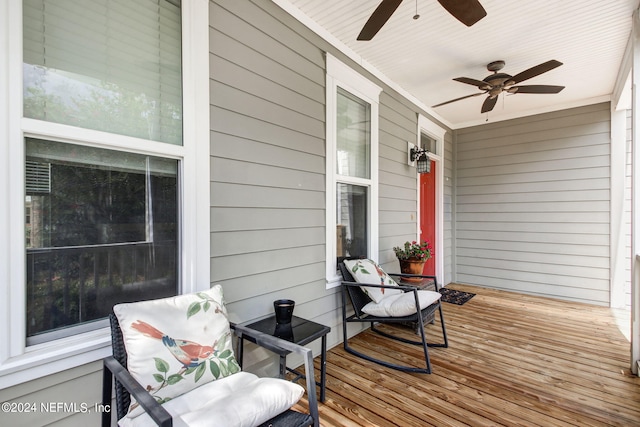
325,53,381,288
0,0,210,388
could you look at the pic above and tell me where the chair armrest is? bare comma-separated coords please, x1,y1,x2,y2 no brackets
231,323,320,427
341,280,420,293
103,356,172,427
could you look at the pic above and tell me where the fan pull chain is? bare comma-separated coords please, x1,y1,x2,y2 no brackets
413,0,420,19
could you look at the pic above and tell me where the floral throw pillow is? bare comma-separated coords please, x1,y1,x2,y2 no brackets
113,285,241,418
343,259,403,303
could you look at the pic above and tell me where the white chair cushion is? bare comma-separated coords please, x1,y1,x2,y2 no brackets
118,371,305,427
362,289,441,317
113,285,241,418
343,259,403,303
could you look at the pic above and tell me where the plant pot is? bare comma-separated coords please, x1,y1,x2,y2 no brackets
398,258,426,283
273,299,295,324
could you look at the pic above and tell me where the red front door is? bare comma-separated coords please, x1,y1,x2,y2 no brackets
420,160,436,276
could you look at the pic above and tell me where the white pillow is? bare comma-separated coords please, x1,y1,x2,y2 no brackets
177,373,304,427
362,290,441,317
343,259,403,303
113,285,241,418
119,372,305,427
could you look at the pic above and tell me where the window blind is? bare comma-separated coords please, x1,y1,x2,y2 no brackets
23,0,182,145
26,137,178,176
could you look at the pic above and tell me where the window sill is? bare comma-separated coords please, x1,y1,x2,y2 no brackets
326,273,342,290
0,328,111,389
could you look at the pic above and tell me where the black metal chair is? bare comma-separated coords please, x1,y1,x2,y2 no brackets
339,260,448,374
102,313,319,427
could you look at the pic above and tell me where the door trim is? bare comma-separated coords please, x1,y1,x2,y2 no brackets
417,115,446,285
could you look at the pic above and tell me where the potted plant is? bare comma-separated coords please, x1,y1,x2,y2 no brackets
393,240,432,282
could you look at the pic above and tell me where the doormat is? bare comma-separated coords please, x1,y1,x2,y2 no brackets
439,288,475,305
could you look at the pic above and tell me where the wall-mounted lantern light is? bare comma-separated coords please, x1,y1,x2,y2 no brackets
409,145,431,174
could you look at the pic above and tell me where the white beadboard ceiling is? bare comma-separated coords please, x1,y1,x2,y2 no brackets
278,0,637,128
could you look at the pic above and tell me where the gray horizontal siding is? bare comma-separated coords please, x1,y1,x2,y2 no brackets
0,361,103,426
454,103,611,305
378,91,420,272
210,0,328,333
209,0,452,369
209,0,338,374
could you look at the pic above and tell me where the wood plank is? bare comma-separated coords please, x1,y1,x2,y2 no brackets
291,285,640,426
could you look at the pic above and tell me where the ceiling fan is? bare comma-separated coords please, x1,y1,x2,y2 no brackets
358,0,486,41
432,60,566,114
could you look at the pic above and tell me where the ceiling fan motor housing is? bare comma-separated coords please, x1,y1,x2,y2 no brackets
483,72,515,96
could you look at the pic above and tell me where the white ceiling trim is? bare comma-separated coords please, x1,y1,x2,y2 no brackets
613,34,633,111
455,95,612,129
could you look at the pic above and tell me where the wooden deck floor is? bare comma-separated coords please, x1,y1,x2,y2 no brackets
297,284,640,426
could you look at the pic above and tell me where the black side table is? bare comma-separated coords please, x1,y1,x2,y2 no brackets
238,315,330,402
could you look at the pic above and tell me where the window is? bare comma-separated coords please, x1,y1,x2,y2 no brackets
0,0,209,387
336,87,371,179
420,132,437,156
26,139,178,344
336,183,368,258
326,54,381,287
22,0,182,344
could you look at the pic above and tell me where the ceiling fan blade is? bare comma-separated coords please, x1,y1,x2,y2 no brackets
437,0,487,26
357,0,403,41
510,85,565,94
481,96,498,113
432,92,484,108
509,60,563,84
453,77,490,88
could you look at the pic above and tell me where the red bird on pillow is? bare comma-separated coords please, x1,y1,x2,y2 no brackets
131,320,214,368
373,262,387,293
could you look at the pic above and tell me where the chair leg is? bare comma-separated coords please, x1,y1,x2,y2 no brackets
372,303,448,348
436,302,448,348
343,330,432,374
101,360,113,427
343,317,434,374
371,323,426,346
416,314,433,374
